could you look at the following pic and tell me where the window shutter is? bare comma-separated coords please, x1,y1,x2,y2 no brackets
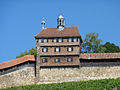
55,48,56,52
72,47,73,51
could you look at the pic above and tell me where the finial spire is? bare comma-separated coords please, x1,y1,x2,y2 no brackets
60,11,62,16
57,12,64,30
41,17,45,29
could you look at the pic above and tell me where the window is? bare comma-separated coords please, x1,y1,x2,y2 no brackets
68,38,72,42
67,47,73,52
43,39,48,43
58,38,63,42
39,39,48,43
54,58,60,62
39,39,42,43
42,58,48,63
55,47,60,52
42,48,48,52
67,58,73,62
73,38,78,42
53,38,58,42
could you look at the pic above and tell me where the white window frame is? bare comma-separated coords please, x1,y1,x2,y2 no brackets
54,58,60,62
55,47,60,52
39,39,42,43
42,58,48,63
68,38,72,42
43,39,48,43
68,47,73,52
73,38,78,42
58,38,63,42
42,48,48,52
53,38,57,43
67,58,73,62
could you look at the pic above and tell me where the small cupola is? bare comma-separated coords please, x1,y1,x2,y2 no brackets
41,17,45,29
57,13,64,30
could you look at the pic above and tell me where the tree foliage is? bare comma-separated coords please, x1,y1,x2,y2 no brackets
94,42,120,53
82,32,102,53
16,48,37,58
94,45,107,53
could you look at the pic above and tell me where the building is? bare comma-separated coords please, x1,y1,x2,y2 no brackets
35,14,83,79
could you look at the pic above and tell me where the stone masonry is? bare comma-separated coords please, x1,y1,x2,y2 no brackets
0,66,120,89
0,67,35,89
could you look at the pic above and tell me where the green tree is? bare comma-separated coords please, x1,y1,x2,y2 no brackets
94,45,107,53
16,52,26,58
95,42,120,53
82,32,102,53
29,48,37,56
16,48,37,58
103,42,120,53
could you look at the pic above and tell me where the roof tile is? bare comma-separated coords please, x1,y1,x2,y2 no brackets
35,26,82,38
0,55,35,70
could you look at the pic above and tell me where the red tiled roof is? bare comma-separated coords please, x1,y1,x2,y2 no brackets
0,53,120,70
80,53,120,59
35,26,82,41
0,55,35,70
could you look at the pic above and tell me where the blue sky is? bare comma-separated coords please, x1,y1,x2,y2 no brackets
0,0,120,63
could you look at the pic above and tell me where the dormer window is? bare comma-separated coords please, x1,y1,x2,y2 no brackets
68,38,72,42
58,38,63,42
73,38,78,42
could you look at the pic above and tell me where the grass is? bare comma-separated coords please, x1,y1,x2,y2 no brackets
1,78,120,90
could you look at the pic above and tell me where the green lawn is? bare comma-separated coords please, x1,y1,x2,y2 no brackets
1,78,120,90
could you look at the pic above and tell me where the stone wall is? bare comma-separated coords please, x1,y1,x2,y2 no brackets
0,66,120,89
37,66,120,84
0,67,35,89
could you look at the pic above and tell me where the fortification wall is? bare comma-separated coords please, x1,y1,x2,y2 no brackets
0,67,35,89
37,66,120,84
0,66,120,89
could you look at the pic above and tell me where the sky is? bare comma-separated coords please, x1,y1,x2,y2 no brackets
0,0,120,63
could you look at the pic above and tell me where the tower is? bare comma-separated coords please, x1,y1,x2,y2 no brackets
35,14,83,83
57,13,64,30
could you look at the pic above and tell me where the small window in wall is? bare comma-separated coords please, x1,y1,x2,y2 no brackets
43,39,48,43
55,47,60,52
54,58,60,62
67,47,73,52
42,48,48,52
39,39,42,43
68,38,73,42
73,38,78,42
58,38,63,42
67,58,73,62
42,58,48,63
53,38,58,43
